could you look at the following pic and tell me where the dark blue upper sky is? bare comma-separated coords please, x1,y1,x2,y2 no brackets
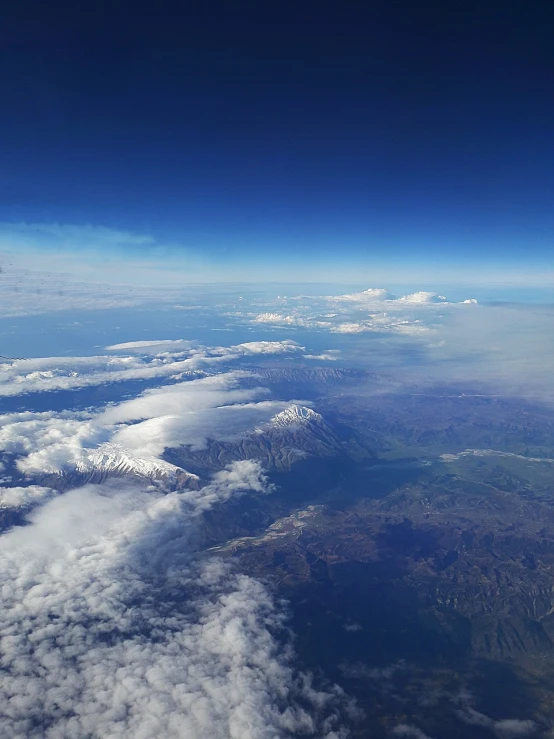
1,0,553,281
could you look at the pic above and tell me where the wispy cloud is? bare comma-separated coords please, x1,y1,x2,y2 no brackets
453,690,537,738
392,725,435,739
0,341,303,397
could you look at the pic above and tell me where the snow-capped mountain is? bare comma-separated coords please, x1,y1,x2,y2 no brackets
270,404,322,428
75,443,190,479
35,443,200,491
168,404,347,473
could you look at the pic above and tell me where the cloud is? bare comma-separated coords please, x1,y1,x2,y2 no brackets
343,622,362,632
427,303,554,398
0,336,352,737
0,264,170,318
494,720,538,738
0,466,348,738
0,485,55,508
112,400,293,458
396,291,447,304
98,372,265,424
0,369,302,480
339,660,406,682
0,413,103,476
327,288,397,303
330,320,430,336
98,372,294,458
0,340,303,397
303,352,341,360
105,339,194,351
453,691,537,738
324,287,475,305
253,312,299,325
0,221,156,250
236,287,478,342
392,725,435,739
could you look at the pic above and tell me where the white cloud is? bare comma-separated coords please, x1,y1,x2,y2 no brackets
0,341,302,397
105,339,194,351
330,320,430,336
0,485,55,508
331,322,368,334
427,303,554,399
98,372,264,424
331,287,397,302
303,351,341,361
396,291,447,304
0,340,351,736
0,467,348,738
253,312,298,325
235,340,304,355
0,370,302,478
112,400,292,458
236,287,477,342
0,414,103,476
324,287,475,306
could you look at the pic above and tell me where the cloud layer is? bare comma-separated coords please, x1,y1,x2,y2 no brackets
0,466,348,738
0,340,353,736
0,340,302,397
233,286,479,338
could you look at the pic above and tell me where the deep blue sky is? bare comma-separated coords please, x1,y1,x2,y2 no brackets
1,0,553,281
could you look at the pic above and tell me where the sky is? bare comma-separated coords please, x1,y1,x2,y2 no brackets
1,0,553,283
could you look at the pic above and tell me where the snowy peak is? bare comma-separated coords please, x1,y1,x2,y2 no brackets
74,443,196,481
270,405,323,428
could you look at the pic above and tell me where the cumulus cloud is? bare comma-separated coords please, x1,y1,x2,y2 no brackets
236,287,478,342
0,465,348,738
324,287,475,305
0,485,55,508
253,312,299,325
0,413,103,476
330,287,396,302
396,291,447,304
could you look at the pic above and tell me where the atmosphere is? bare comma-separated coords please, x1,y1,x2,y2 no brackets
1,0,553,283
3,6,554,738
